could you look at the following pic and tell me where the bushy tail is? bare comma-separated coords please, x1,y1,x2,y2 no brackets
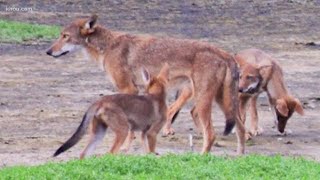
53,105,98,157
223,55,240,135
223,119,236,135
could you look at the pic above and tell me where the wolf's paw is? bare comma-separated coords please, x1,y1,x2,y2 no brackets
277,129,293,136
250,127,264,136
245,132,253,141
120,147,130,154
162,127,175,137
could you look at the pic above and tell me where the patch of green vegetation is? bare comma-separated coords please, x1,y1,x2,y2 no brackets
0,20,60,43
1,154,319,179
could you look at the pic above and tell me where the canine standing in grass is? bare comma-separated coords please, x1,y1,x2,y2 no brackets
46,15,246,154
235,49,304,138
54,64,169,158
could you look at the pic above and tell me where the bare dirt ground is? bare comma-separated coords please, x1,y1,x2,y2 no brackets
0,0,320,167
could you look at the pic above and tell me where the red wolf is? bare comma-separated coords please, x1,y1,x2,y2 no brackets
235,48,304,138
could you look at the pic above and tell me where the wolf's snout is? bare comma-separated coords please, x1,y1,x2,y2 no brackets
239,88,244,93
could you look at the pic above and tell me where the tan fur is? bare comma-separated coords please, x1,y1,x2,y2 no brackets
54,64,169,159
47,15,246,154
235,48,304,137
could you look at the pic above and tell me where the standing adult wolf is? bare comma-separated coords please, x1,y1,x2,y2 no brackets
46,15,245,154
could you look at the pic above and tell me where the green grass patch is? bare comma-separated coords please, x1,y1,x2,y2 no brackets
1,154,319,179
0,20,60,43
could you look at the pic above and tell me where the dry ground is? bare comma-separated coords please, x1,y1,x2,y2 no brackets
0,0,320,167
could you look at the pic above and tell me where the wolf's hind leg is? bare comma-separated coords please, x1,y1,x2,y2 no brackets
80,118,107,159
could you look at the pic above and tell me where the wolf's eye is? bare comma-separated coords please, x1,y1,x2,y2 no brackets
246,75,255,81
62,34,69,39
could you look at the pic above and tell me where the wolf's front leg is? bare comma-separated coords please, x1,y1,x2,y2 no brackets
249,95,264,136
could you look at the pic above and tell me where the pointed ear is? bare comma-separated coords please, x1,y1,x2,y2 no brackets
157,63,170,82
258,65,271,73
141,67,151,85
85,14,98,29
234,56,246,68
294,99,304,115
258,65,271,69
81,14,98,35
276,99,289,117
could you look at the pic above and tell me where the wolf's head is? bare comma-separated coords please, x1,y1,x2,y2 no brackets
46,15,98,58
141,63,170,98
275,96,304,133
235,53,273,94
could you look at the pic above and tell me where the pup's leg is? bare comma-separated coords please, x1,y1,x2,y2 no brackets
141,131,148,153
146,119,166,153
121,130,135,153
102,110,130,154
110,130,128,154
80,118,107,159
146,132,157,153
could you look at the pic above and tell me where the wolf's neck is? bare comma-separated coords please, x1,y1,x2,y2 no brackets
82,26,119,62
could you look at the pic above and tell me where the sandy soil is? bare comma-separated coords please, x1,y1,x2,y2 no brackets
0,0,320,167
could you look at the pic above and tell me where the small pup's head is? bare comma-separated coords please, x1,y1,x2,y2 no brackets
141,63,170,96
275,96,304,133
46,14,98,58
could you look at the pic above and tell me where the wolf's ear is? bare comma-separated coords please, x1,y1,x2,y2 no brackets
234,56,246,68
294,99,304,115
141,67,151,85
81,14,98,35
85,14,98,29
276,99,289,117
258,65,271,70
258,65,271,74
157,63,170,83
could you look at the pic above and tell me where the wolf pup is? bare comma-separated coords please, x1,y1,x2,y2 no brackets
235,48,304,138
53,64,169,159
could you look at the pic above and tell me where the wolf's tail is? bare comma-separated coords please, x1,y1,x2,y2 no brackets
53,105,99,157
223,55,240,135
